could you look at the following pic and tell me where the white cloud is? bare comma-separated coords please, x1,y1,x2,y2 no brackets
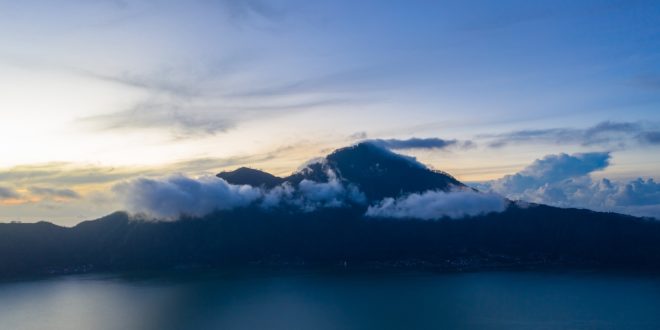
296,170,366,210
260,183,296,209
477,152,660,219
113,169,366,219
481,152,611,201
113,175,262,219
365,188,509,220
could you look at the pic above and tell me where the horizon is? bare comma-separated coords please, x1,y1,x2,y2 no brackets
1,0,660,225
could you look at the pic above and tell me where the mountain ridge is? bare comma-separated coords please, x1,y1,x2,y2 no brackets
218,142,464,203
2,142,660,278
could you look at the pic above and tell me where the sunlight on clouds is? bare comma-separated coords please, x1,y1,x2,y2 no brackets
0,0,659,224
0,62,146,167
0,141,334,224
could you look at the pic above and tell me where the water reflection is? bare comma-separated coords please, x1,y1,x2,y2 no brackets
1,270,660,330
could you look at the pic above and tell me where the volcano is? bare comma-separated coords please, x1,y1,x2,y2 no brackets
2,142,660,277
218,142,464,203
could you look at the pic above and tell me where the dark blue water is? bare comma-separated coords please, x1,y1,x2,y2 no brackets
1,270,660,330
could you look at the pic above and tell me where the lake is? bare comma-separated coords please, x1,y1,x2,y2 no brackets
1,269,660,330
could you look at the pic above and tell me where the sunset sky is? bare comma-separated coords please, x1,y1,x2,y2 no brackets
1,0,660,224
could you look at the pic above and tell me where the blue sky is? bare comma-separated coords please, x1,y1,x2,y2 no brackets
1,0,660,224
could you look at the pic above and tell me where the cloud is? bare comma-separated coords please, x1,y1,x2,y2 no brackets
482,121,659,149
228,66,396,99
81,100,237,136
366,188,509,220
295,170,366,210
365,137,474,150
83,69,203,99
80,93,352,138
28,187,81,200
482,152,611,198
75,60,374,138
349,131,368,140
0,187,20,200
113,175,263,219
638,131,660,145
476,152,660,219
219,0,284,22
113,169,366,219
0,162,152,187
0,48,370,139
0,146,295,188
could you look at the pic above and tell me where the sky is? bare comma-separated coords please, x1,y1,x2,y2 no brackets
1,0,660,225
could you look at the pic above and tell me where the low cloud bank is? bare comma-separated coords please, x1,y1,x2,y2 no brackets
366,188,509,220
476,152,660,219
113,175,262,219
261,170,366,212
297,176,366,210
114,170,366,219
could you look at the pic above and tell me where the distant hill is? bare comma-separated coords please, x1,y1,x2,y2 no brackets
2,142,660,277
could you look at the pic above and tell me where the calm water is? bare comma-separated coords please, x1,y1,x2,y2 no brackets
1,270,660,330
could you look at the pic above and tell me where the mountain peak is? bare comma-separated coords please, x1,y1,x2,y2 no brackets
216,143,464,201
329,142,427,168
322,142,464,201
216,167,284,188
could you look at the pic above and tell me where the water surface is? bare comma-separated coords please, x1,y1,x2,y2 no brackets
1,270,660,330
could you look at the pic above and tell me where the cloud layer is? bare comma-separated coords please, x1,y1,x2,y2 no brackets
366,188,509,220
28,187,80,200
476,152,660,219
0,187,20,200
114,170,366,219
482,121,660,149
113,175,263,219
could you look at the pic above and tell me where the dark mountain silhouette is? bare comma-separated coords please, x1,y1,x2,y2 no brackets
217,167,284,188
220,143,464,202
2,142,660,278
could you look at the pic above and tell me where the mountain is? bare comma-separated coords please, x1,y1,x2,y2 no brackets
2,142,660,277
220,143,464,202
217,167,284,188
